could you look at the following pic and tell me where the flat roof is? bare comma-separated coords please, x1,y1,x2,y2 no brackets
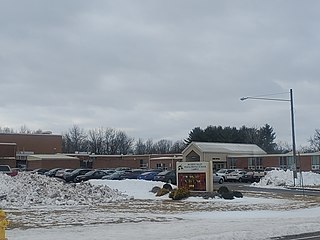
28,154,79,160
0,133,61,137
0,142,17,146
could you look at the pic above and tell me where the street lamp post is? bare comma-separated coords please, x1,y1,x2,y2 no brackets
240,89,297,186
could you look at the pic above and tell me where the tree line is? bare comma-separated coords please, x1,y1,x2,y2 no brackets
62,125,186,155
2,124,320,154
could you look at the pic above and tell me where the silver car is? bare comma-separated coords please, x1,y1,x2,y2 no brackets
213,173,224,184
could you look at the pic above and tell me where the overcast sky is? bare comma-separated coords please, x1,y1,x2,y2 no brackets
1,1,320,148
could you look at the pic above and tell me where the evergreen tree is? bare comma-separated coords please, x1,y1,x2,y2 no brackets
257,124,277,153
185,124,277,153
185,127,205,144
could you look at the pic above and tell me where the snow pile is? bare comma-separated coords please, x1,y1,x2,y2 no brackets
253,170,320,187
91,179,170,200
1,170,320,209
0,172,130,208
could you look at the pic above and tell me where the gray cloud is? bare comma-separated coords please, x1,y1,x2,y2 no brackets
1,1,320,147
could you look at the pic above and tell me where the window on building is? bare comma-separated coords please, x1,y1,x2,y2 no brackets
279,156,287,170
139,159,148,168
279,156,295,170
311,155,320,170
248,157,263,170
288,156,294,170
156,163,166,170
213,163,225,171
80,159,93,169
229,158,237,169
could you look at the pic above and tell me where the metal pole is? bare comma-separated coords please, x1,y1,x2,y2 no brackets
241,89,298,187
290,89,297,186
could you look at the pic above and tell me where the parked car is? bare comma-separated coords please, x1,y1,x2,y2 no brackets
242,171,264,183
213,173,224,184
63,169,92,183
115,167,131,171
102,169,116,174
215,169,236,181
138,171,160,181
102,171,129,180
0,165,16,177
125,169,147,179
264,167,281,174
153,170,176,184
225,169,246,182
55,169,74,179
74,170,108,182
30,168,49,175
45,168,63,177
10,168,20,176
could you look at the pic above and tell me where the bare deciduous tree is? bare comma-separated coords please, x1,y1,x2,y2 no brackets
153,139,172,154
309,129,320,151
62,125,87,153
134,138,147,155
88,127,105,154
170,140,186,153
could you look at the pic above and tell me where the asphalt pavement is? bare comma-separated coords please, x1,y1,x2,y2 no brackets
219,182,320,240
271,231,320,240
220,181,320,197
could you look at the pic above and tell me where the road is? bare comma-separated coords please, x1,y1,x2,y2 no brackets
220,181,320,197
271,231,320,240
219,181,320,240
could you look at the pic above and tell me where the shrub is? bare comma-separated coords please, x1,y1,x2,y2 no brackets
150,186,161,193
217,186,243,200
232,191,243,198
156,188,170,197
217,186,229,195
169,187,190,200
221,192,234,200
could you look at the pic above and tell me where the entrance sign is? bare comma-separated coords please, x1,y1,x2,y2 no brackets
176,162,213,192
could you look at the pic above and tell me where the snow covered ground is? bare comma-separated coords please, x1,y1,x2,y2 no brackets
1,170,320,240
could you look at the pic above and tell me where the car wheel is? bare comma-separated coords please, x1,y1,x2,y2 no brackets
163,183,173,191
238,178,242,182
218,178,224,184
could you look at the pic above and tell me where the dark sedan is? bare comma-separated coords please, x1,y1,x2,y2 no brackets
74,170,108,182
102,171,130,180
45,168,62,177
138,171,160,181
63,169,92,183
125,169,147,179
242,171,264,183
153,170,176,185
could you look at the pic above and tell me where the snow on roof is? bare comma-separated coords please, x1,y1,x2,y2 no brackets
0,142,16,146
27,154,79,160
150,156,183,160
190,142,266,155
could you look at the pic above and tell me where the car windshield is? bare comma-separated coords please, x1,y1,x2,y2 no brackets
158,171,171,176
84,170,95,175
140,172,151,176
0,165,10,171
72,169,86,174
